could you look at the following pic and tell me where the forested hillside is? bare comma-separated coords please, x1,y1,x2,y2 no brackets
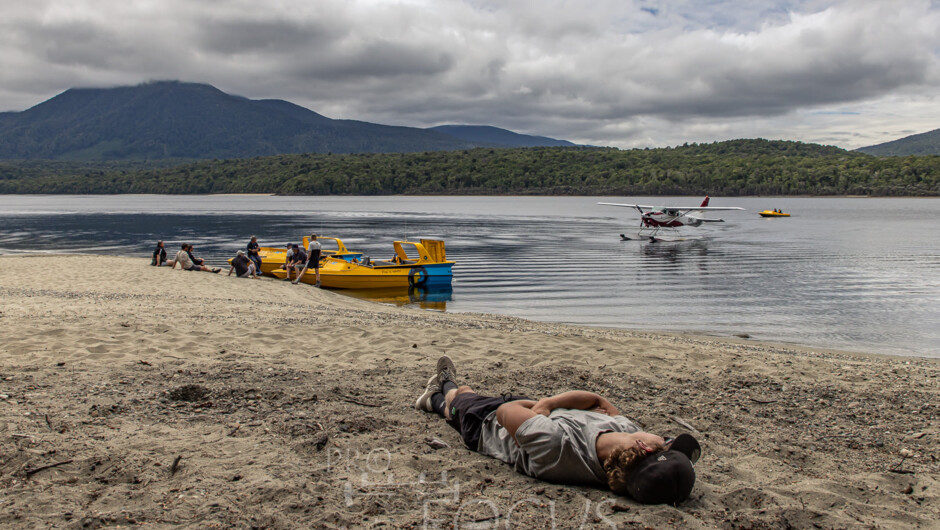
857,128,940,156
1,139,937,195
428,125,574,147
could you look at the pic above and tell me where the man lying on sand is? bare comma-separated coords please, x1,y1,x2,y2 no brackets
415,356,701,505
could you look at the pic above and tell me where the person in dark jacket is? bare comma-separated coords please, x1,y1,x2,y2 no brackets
228,250,258,278
151,240,168,266
246,236,263,275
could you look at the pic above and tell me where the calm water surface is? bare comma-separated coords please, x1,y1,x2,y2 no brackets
1,195,938,358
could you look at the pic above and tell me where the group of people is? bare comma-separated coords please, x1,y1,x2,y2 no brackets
283,234,321,286
151,241,221,273
150,233,322,285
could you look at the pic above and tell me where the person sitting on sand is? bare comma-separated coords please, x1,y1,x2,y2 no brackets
292,233,321,286
415,356,701,505
151,240,168,266
283,243,295,279
228,250,258,279
173,244,219,273
284,244,307,281
246,236,263,274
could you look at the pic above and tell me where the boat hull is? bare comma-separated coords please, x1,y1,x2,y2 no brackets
273,261,453,289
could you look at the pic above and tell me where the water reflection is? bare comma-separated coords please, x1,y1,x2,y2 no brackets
639,239,710,265
338,285,453,311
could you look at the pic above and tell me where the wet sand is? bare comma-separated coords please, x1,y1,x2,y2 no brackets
0,254,937,528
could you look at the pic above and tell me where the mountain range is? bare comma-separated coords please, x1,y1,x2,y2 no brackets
857,128,940,156
0,81,574,160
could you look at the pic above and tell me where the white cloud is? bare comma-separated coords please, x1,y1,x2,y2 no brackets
0,0,937,149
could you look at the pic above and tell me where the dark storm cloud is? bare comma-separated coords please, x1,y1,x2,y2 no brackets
197,18,344,55
292,40,455,79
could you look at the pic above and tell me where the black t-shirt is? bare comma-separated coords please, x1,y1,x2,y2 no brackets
247,241,260,256
152,246,166,265
232,254,252,276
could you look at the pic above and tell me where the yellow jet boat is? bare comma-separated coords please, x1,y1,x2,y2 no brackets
272,239,454,289
229,237,362,276
759,210,791,217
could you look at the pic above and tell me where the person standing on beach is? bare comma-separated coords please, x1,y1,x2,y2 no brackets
246,236,263,275
293,233,321,286
415,356,701,505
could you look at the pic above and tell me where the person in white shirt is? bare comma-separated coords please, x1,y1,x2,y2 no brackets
293,233,322,287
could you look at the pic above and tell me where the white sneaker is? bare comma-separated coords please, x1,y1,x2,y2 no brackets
414,375,440,412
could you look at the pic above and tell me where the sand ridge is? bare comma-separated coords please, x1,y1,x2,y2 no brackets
0,254,938,528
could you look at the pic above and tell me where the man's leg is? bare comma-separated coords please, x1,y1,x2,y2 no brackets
441,386,473,420
293,263,309,284
415,355,459,415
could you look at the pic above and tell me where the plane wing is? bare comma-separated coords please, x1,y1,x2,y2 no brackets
597,202,655,209
598,202,744,212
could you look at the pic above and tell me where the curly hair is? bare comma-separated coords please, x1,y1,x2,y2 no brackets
604,445,666,496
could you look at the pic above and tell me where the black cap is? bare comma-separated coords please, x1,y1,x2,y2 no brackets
668,434,701,463
625,434,700,505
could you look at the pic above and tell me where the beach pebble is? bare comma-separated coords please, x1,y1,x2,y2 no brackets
900,448,914,458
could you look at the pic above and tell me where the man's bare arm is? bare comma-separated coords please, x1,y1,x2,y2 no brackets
531,391,619,417
494,400,537,442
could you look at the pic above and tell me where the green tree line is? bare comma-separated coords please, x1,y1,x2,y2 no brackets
1,139,938,196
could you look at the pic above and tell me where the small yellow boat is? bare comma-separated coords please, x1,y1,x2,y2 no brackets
272,239,454,289
229,237,362,276
759,210,790,217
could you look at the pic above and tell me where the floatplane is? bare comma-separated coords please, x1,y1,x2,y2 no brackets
598,196,744,242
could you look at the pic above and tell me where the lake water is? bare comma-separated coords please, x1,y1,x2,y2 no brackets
1,195,938,358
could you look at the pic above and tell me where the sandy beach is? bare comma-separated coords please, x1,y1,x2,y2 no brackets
0,254,937,528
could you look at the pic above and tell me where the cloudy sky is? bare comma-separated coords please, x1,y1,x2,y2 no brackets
2,0,938,149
